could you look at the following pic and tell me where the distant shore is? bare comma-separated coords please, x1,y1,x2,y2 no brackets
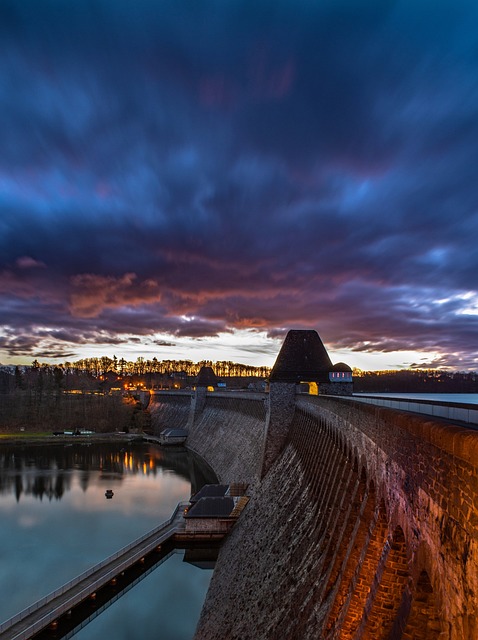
0,431,146,445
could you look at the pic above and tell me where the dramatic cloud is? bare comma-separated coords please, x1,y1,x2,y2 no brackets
1,0,478,369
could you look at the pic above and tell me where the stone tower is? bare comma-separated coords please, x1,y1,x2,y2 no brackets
262,329,350,476
187,365,218,429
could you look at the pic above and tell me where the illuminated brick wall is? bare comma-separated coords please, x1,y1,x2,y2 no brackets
194,393,478,639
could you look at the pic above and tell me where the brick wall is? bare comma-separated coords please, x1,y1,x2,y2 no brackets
194,394,478,639
187,392,267,484
149,391,192,432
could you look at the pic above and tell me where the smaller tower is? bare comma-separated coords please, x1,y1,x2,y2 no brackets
188,366,218,429
196,366,218,390
322,362,353,396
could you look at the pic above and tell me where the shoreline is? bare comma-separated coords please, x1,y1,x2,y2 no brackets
0,431,146,445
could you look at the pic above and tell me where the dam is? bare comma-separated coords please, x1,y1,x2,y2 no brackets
149,329,478,639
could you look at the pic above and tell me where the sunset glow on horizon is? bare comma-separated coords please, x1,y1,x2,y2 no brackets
1,1,478,372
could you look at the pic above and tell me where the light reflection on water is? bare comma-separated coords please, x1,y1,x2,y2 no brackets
0,440,215,638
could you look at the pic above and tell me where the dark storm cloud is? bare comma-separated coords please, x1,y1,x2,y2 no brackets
1,0,478,368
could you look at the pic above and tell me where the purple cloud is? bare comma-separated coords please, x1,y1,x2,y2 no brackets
1,0,478,369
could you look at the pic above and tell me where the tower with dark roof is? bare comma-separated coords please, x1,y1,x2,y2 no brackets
187,365,218,429
262,329,353,476
196,366,218,388
270,329,333,383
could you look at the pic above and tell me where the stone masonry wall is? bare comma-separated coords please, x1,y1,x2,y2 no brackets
194,395,478,639
302,395,478,639
261,382,296,477
187,392,267,484
149,391,192,433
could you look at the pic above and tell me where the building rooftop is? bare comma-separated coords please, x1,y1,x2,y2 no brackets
270,329,334,383
196,366,218,387
190,484,229,503
332,362,353,372
185,496,235,518
160,428,188,437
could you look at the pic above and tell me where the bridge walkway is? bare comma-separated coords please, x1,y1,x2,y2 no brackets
312,394,478,429
0,501,225,640
347,394,478,428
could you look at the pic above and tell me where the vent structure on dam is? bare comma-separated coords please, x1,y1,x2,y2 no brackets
270,329,334,383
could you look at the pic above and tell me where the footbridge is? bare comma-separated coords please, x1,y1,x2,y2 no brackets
0,498,239,640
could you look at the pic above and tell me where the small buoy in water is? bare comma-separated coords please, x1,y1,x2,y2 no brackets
105,489,114,499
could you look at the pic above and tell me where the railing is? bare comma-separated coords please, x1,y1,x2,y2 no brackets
150,389,193,396
150,390,267,400
329,395,478,427
207,391,267,400
0,502,186,640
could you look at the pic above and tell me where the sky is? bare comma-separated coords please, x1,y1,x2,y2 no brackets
1,0,478,372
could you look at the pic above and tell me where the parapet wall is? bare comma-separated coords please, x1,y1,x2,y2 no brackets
195,394,478,640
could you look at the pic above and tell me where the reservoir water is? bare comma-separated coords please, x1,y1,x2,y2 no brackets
0,440,216,639
354,393,478,405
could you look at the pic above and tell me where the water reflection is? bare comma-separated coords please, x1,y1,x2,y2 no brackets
0,441,214,502
75,552,212,640
0,441,216,628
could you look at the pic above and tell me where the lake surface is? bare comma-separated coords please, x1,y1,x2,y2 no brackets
0,440,216,638
354,393,478,405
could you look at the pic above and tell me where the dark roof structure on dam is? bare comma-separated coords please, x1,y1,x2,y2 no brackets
196,366,218,387
270,329,334,383
185,496,235,518
190,484,229,503
332,362,352,372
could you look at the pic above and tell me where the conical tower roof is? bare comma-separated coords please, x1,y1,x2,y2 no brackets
196,366,218,387
270,330,333,383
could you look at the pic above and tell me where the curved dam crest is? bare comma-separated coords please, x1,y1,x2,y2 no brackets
150,390,266,484
149,332,478,639
149,389,478,639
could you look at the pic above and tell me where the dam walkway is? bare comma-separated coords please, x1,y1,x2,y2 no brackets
344,393,478,427
0,502,228,640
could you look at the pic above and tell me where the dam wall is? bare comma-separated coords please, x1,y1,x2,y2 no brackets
194,393,478,640
149,391,192,432
149,390,267,484
187,391,267,484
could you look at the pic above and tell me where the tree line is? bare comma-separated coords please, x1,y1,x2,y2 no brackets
0,355,270,398
0,362,150,433
2,360,477,396
27,356,271,379
353,369,478,393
